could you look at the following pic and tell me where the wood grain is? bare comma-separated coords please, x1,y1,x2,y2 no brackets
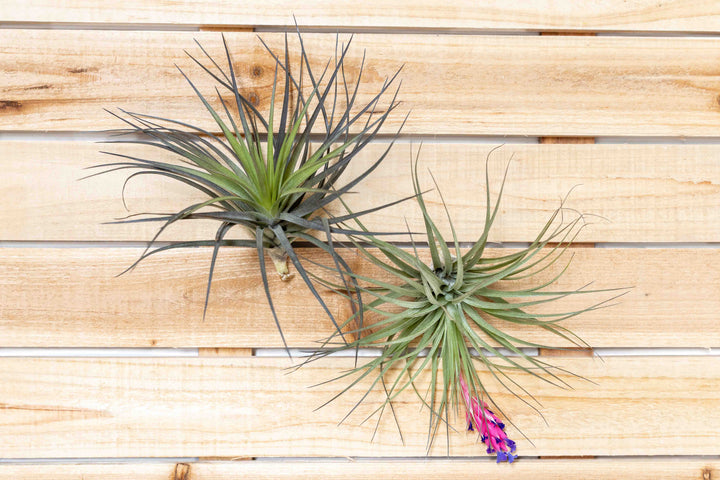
1,247,718,348
3,141,720,243
2,1,720,33
5,31,720,135
0,246,344,349
1,1,717,472
0,356,718,457
0,459,716,479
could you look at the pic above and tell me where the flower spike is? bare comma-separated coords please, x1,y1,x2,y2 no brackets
459,375,516,462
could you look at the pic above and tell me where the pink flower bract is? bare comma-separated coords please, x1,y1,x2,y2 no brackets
459,375,517,463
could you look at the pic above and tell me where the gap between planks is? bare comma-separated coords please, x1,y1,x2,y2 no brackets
198,26,254,32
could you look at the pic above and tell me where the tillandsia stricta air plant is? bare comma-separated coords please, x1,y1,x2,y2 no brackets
87,30,407,353
304,149,627,462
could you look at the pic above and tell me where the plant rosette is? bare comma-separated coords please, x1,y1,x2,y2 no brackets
88,30,408,353
303,151,627,462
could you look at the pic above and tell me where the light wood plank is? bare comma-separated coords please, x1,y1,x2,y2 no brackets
3,141,720,243
0,356,718,457
1,247,718,348
0,459,716,479
2,1,720,33
5,31,720,135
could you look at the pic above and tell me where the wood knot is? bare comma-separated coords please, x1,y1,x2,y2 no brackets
0,100,22,110
248,92,260,106
174,463,191,480
703,467,712,480
251,65,263,77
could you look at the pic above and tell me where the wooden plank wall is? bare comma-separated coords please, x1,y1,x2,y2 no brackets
0,2,719,478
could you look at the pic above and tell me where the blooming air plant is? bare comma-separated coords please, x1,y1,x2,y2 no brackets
88,31,407,353
304,150,627,462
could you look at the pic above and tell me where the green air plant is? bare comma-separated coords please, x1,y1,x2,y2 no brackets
304,150,627,462
88,32,406,353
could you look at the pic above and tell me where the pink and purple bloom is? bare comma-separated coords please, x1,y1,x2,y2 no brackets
459,375,517,463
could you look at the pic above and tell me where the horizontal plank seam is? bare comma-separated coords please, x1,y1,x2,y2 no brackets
10,131,720,144
4,22,720,37
2,242,719,249
0,455,718,461
1,348,719,357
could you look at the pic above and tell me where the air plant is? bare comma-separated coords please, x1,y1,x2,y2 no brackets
304,150,627,462
88,31,406,352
